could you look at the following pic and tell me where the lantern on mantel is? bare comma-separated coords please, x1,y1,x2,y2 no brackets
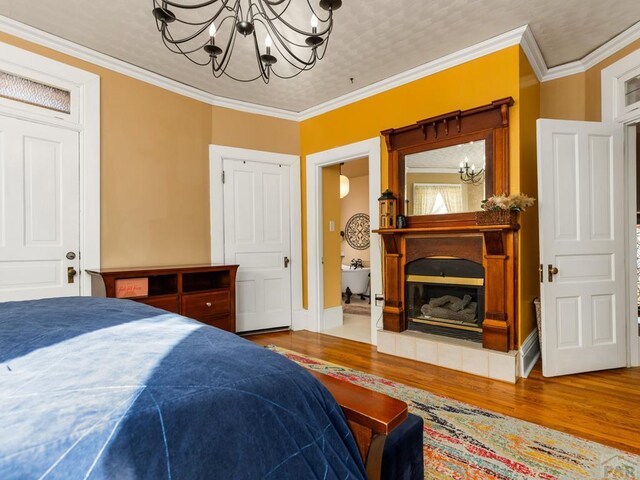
378,189,397,229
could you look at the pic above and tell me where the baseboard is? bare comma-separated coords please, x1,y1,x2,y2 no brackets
323,306,344,330
519,328,540,378
292,309,309,331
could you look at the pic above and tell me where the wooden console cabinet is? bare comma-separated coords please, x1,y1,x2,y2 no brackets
87,264,239,333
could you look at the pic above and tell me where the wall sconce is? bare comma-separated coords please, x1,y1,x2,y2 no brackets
339,163,350,198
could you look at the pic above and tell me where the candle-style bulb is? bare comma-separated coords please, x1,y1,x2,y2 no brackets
208,23,216,37
464,156,469,166
471,164,476,173
311,14,318,29
265,35,272,49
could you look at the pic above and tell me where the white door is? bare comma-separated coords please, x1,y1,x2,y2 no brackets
0,115,80,301
223,159,292,332
537,119,626,377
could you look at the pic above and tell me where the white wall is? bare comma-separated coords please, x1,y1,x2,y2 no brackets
340,175,370,266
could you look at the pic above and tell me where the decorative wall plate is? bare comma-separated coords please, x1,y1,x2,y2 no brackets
345,213,370,250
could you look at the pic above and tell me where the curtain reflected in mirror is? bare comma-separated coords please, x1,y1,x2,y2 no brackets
405,140,486,216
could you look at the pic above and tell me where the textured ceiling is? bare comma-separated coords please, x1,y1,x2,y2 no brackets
1,1,639,112
406,141,485,170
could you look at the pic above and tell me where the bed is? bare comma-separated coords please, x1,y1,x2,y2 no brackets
1,297,370,479
1,297,423,479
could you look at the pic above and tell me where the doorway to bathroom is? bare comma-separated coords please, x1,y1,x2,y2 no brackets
321,157,372,344
305,137,382,345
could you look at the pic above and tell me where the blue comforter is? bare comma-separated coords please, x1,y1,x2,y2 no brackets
0,297,365,479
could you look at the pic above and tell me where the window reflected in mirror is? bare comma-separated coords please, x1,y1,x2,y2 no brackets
405,140,486,216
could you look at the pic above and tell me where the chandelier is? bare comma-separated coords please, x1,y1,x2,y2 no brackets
458,156,484,185
152,0,342,83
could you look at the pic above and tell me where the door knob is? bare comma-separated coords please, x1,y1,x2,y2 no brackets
548,264,559,282
67,266,78,284
284,256,290,268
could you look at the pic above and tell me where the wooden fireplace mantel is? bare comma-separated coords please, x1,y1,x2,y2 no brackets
374,224,518,352
376,99,518,353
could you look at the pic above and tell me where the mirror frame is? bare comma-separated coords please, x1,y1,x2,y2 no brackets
382,97,514,228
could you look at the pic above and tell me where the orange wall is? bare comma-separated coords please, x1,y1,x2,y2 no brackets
0,32,299,269
322,165,342,308
540,74,586,120
211,106,299,155
300,46,523,314
541,38,640,121
518,49,541,344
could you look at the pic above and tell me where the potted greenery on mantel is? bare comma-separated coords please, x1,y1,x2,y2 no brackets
475,193,535,225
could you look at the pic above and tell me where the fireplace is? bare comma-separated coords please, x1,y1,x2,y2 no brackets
405,257,485,342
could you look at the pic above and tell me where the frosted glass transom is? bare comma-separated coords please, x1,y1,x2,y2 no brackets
0,71,71,114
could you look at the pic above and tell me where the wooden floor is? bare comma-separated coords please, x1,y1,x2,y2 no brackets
249,330,640,455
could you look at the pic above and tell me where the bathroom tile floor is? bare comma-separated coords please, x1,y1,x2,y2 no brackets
323,297,371,344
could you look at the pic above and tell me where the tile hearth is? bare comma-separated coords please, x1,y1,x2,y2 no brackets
377,329,519,383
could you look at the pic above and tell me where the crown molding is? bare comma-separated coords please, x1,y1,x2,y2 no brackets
299,26,528,121
519,25,548,82
582,19,640,70
0,15,299,121
542,61,584,81
542,20,640,82
2,12,640,122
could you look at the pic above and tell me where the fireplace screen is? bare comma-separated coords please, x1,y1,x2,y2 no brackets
405,258,484,339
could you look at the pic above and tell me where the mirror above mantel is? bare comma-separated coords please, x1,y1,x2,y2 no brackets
405,139,486,216
382,97,514,228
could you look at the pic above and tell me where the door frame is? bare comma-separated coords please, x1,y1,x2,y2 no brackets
209,145,304,328
0,40,100,296
602,49,640,367
306,138,382,345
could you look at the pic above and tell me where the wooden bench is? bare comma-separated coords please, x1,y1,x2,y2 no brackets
311,371,409,480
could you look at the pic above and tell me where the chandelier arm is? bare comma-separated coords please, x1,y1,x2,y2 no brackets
254,11,330,48
251,29,271,83
251,0,291,20
164,8,229,28
312,35,330,60
305,0,330,20
253,18,312,58
153,0,338,83
271,44,317,70
163,29,212,65
162,23,214,45
156,0,225,10
212,16,240,74
210,45,262,83
270,59,317,79
222,71,264,82
259,1,331,37
253,18,318,67
213,22,270,82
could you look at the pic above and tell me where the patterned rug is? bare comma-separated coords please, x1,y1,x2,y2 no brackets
267,345,640,480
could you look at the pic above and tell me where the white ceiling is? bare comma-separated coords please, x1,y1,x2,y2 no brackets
1,1,639,113
406,141,485,170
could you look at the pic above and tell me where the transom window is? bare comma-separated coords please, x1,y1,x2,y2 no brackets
0,70,71,114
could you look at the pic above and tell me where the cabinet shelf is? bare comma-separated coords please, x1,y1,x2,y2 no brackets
87,264,239,333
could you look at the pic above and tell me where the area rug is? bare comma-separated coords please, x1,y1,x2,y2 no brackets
267,345,640,480
342,303,370,316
